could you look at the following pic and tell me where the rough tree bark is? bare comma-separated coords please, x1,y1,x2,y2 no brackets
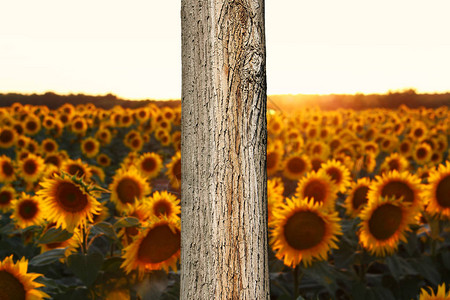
181,0,269,299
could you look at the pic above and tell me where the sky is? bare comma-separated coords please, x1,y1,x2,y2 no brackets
0,0,449,100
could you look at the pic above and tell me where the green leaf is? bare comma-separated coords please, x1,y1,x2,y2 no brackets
113,217,140,229
411,256,441,286
90,222,117,240
441,250,450,270
67,252,104,287
39,227,73,244
29,248,67,266
372,286,396,300
385,255,418,280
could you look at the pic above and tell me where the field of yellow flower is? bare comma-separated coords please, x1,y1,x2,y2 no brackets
0,102,449,299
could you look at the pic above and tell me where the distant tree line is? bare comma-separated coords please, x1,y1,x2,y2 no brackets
0,89,449,111
268,89,450,112
0,92,180,109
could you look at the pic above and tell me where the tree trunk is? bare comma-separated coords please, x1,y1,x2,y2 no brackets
180,0,269,299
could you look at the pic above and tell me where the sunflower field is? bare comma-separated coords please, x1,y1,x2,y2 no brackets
0,102,449,299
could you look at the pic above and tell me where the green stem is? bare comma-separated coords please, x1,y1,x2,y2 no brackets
81,224,88,254
293,265,299,299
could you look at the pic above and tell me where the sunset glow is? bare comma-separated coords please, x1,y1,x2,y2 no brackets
1,0,449,99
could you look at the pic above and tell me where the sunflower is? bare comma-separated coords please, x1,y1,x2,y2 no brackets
307,141,330,160
0,155,16,183
0,255,49,299
70,117,88,135
147,191,180,220
110,166,150,212
0,126,17,148
363,141,379,157
409,121,427,141
42,115,55,130
80,137,100,158
23,115,41,136
423,161,450,219
430,151,443,166
128,135,144,152
136,152,163,179
135,107,150,123
172,131,181,151
11,193,45,229
119,202,152,246
92,202,110,224
40,138,59,155
166,151,182,189
379,135,398,153
267,177,285,222
95,128,113,145
61,158,92,180
358,195,415,256
295,170,337,211
413,143,433,165
418,283,450,300
0,185,16,212
18,153,45,183
344,178,372,217
90,165,106,183
121,217,181,276
37,173,102,231
282,153,311,180
320,159,351,193
368,170,423,218
159,133,172,147
43,152,63,169
39,223,80,258
270,197,342,267
379,152,410,174
96,153,111,167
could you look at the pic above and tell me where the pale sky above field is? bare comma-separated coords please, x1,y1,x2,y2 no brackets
0,1,449,100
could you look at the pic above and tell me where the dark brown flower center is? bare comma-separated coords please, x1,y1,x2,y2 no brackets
284,211,326,250
326,167,342,184
352,186,369,210
266,152,278,170
311,158,323,172
436,174,450,208
117,178,141,204
0,270,26,300
388,159,400,171
56,182,89,212
26,120,38,132
153,201,172,217
67,164,85,177
0,191,13,205
400,142,410,153
368,203,402,240
381,180,415,203
303,179,327,204
142,158,156,172
173,160,181,181
45,155,61,167
137,224,181,264
413,128,424,138
416,147,427,159
18,199,38,220
23,160,37,175
44,141,55,152
84,141,95,152
287,157,306,175
2,161,14,177
74,121,83,129
0,130,13,144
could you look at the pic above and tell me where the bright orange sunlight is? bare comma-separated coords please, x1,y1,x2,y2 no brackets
0,0,449,99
